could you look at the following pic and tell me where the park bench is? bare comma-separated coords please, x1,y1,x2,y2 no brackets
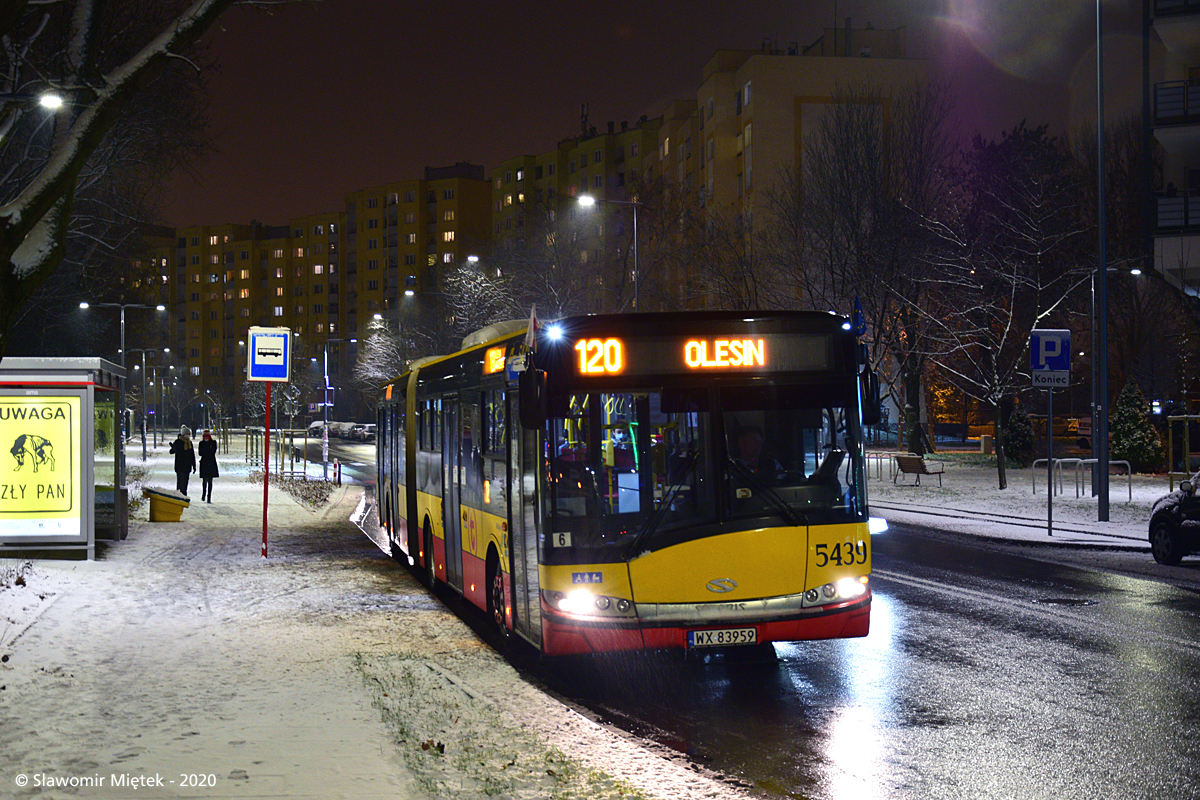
893,454,945,487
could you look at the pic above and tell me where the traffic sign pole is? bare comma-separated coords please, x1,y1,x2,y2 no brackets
1031,330,1071,538
263,381,271,558
1047,388,1053,538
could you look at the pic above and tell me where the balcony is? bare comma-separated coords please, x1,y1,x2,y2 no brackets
1155,81,1200,123
1155,190,1200,232
1156,0,1200,16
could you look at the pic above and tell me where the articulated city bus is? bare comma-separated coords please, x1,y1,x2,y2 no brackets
377,310,880,656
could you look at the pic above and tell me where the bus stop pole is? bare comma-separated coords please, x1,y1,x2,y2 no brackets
263,382,271,558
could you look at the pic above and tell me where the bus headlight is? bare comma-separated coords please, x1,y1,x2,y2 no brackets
543,590,636,618
559,589,594,614
836,576,868,599
802,576,869,607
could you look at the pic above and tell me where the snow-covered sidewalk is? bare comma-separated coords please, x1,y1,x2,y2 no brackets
0,440,746,800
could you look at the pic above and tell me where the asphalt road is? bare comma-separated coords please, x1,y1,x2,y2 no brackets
529,523,1200,800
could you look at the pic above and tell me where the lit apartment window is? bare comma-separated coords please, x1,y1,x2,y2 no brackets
504,194,512,206
239,289,249,299
315,322,324,333
443,231,455,242
239,269,249,280
209,235,218,245
313,224,324,235
209,273,219,283
443,210,455,221
406,233,416,244
190,366,200,376
518,193,524,203
313,264,324,274
443,253,453,263
330,223,338,233
208,254,218,264
240,308,250,318
273,248,283,259
161,274,168,283
294,247,305,257
516,169,523,181
275,267,283,278
388,192,398,204
275,287,284,297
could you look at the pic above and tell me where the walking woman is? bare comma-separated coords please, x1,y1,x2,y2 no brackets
198,429,219,503
169,426,196,497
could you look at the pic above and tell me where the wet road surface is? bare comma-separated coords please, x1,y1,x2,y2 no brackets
530,523,1200,799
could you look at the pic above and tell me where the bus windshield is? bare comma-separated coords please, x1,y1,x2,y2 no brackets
546,384,864,560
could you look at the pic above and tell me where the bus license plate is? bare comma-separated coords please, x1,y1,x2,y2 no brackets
687,627,757,648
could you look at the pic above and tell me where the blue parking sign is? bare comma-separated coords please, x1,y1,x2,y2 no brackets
1030,329,1070,387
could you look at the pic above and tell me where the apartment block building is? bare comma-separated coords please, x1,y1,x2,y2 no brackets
1148,0,1200,294
142,25,928,402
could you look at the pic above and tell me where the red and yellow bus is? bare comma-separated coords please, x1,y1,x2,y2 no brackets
377,310,879,656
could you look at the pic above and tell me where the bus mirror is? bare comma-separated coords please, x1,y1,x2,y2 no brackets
861,369,881,426
519,368,548,429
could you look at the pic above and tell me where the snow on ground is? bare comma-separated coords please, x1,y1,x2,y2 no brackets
0,439,748,800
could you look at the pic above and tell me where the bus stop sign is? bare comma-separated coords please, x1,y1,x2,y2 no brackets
1030,329,1070,388
247,326,291,382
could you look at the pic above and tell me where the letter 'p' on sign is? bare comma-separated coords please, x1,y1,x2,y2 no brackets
1030,329,1070,388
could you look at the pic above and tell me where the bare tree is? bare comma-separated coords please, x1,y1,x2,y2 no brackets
0,0,284,359
923,122,1089,488
763,81,959,453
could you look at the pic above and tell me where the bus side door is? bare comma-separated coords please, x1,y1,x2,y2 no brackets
442,395,464,592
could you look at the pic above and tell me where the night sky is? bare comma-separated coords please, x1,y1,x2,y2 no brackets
157,0,1145,227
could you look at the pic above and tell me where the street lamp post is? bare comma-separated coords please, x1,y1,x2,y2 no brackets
147,365,175,446
579,193,641,311
322,337,357,480
79,301,166,492
129,347,169,462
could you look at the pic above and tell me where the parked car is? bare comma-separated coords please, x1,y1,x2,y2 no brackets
1148,472,1200,565
348,424,367,441
361,423,376,442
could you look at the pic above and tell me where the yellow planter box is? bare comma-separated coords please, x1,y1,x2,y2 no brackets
142,488,190,522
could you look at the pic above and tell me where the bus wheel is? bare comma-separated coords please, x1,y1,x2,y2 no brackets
487,554,509,642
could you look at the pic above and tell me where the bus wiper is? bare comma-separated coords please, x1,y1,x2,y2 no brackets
728,458,807,528
629,451,696,553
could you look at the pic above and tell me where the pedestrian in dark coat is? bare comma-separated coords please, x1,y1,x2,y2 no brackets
198,429,219,503
169,426,196,497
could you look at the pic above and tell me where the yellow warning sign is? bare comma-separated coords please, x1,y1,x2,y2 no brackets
0,396,81,536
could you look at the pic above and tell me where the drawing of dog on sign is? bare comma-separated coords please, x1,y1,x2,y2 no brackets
10,434,55,473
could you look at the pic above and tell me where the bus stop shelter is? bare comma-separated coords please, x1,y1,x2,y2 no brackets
0,357,126,559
